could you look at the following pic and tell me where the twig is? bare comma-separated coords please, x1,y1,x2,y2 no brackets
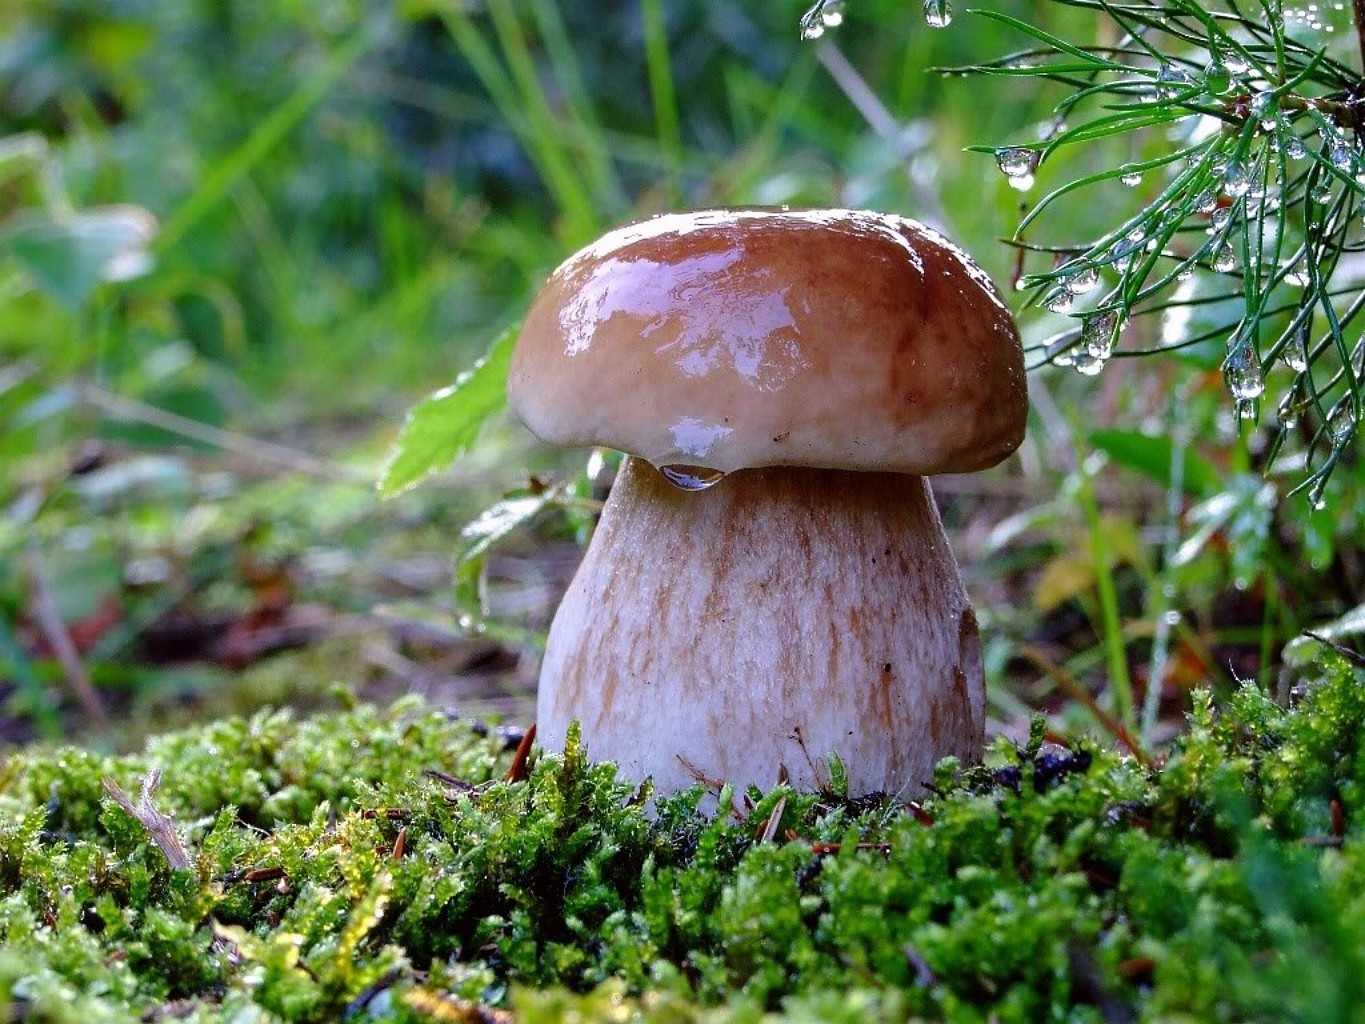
103,771,193,871
27,542,108,728
758,796,787,843
1304,630,1365,667
504,722,536,783
76,382,369,485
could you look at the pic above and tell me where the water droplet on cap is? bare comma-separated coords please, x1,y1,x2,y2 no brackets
658,464,727,491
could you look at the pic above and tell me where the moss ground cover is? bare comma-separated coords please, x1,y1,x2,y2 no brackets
1,652,1364,1023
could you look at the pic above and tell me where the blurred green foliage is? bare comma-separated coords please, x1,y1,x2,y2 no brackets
0,0,1362,767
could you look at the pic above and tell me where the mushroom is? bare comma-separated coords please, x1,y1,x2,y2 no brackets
508,208,1026,798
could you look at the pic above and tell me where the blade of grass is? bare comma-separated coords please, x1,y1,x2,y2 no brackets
479,2,599,243
641,0,682,203
0,612,61,740
1075,441,1137,731
157,31,371,251
527,0,627,212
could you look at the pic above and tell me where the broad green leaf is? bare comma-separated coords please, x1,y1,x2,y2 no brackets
1089,429,1222,498
3,205,156,309
378,326,516,497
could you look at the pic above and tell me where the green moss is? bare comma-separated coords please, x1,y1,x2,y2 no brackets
2,656,1365,1022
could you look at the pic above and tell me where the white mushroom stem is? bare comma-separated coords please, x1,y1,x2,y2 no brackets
537,456,984,798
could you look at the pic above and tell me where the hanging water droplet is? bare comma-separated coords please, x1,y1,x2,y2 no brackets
1213,243,1237,272
1284,325,1309,371
1155,64,1194,99
1082,309,1122,361
1119,167,1143,187
1176,265,1195,281
1283,259,1310,287
1250,91,1276,124
1284,134,1307,159
1072,349,1105,376
1328,404,1356,446
819,0,846,27
1043,288,1075,313
658,464,727,491
1330,140,1355,170
1235,398,1258,421
1193,188,1218,214
1112,230,1144,271
1224,342,1265,401
1204,62,1233,95
798,2,826,39
1223,162,1251,197
995,147,1034,178
1311,177,1334,203
1065,265,1100,295
923,0,953,28
1210,206,1233,232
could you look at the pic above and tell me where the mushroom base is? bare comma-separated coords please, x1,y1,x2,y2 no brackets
537,457,984,798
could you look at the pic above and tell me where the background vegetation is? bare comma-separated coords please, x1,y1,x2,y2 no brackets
2,0,1361,757
3,0,1365,1018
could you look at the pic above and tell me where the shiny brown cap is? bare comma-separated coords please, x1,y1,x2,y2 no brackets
508,208,1026,475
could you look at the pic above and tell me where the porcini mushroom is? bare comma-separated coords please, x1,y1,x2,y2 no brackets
508,208,1026,797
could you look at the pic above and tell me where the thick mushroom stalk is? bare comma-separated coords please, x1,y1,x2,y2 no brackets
508,208,1027,797
538,456,983,797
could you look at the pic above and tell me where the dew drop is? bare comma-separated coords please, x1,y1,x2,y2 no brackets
798,3,827,39
995,147,1034,179
819,0,846,27
1065,265,1100,295
1212,243,1237,273
1155,64,1194,99
1223,162,1251,198
1193,188,1218,214
1072,349,1104,376
658,464,727,491
1284,134,1307,160
1250,91,1276,123
1210,206,1233,232
1204,63,1233,95
1328,404,1356,446
1330,140,1355,170
1284,326,1309,372
1119,168,1143,187
1043,289,1075,313
1082,309,1122,361
923,0,953,27
1224,342,1265,401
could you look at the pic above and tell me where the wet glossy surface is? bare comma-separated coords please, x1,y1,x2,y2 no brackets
509,208,1026,475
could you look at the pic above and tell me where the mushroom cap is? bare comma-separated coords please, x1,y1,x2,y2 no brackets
508,208,1026,475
